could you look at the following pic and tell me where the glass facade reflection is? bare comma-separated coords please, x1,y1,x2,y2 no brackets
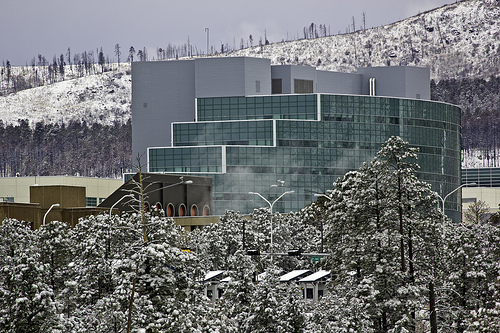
149,93,461,216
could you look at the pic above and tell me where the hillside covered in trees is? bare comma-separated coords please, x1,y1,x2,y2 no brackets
432,76,500,167
0,120,130,178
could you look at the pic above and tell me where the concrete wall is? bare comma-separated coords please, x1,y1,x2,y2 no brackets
272,66,363,95
132,57,271,161
0,176,121,204
271,65,317,94
462,187,500,214
357,66,430,100
316,70,362,94
243,57,272,96
132,60,196,159
195,57,271,97
99,173,213,218
0,202,41,227
30,185,86,209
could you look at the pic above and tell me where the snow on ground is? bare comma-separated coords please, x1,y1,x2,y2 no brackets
462,148,500,168
0,68,131,127
225,0,500,81
1,0,499,129
0,0,499,168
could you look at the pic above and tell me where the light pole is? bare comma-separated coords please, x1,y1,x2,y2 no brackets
109,194,134,217
436,182,476,223
146,179,193,194
313,193,334,254
249,189,294,262
43,203,60,225
205,28,209,55
314,193,332,201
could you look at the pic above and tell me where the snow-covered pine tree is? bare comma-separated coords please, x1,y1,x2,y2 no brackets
36,221,72,295
439,220,500,332
0,219,61,332
324,136,443,332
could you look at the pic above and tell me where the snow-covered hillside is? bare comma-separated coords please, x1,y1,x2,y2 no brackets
1,0,499,129
0,66,131,127
226,0,500,81
0,0,499,170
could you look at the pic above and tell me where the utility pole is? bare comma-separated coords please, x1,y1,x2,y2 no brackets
205,28,209,55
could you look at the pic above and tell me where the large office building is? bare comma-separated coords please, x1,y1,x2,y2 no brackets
132,57,461,219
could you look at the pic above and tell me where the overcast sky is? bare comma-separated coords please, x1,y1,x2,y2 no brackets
1,0,454,66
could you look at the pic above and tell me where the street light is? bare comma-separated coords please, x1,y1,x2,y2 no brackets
314,193,333,201
109,194,134,217
146,178,193,195
249,189,294,262
313,193,334,254
205,28,209,55
43,203,60,225
436,182,476,223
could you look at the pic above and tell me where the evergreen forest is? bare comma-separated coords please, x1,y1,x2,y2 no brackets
0,120,131,178
1,137,499,332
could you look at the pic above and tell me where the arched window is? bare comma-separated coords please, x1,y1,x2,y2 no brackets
178,203,187,217
166,203,175,217
190,204,199,217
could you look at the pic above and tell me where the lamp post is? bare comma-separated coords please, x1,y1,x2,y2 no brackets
43,203,60,225
110,194,134,217
236,219,247,250
249,189,294,262
313,193,332,201
436,182,476,223
205,28,209,55
313,193,334,254
146,177,193,195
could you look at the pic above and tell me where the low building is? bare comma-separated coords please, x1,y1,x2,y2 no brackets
298,270,331,302
462,167,500,218
201,270,227,302
462,187,500,215
0,176,122,207
1,184,109,228
200,269,332,303
279,270,313,283
98,173,216,231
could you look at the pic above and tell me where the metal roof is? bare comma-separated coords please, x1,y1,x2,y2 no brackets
220,276,232,283
202,270,225,282
298,270,330,282
279,270,312,282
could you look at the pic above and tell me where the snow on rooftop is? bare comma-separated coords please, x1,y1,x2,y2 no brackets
298,270,330,282
203,270,225,282
279,270,312,282
220,276,232,283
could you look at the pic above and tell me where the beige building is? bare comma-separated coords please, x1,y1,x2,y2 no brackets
462,187,500,215
1,185,111,229
0,176,122,206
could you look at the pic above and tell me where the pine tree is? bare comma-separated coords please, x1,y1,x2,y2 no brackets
0,219,60,332
325,136,443,332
